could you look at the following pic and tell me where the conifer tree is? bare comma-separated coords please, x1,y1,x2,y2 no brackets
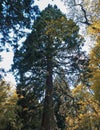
12,5,84,130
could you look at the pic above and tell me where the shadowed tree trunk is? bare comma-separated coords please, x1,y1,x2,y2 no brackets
41,57,56,130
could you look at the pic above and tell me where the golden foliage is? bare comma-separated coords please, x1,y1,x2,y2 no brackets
66,84,100,130
0,80,18,129
89,35,100,102
45,16,78,40
88,20,100,35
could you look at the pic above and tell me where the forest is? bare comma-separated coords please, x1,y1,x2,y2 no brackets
0,0,100,130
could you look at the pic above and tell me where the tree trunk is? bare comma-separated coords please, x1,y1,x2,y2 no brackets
41,58,56,130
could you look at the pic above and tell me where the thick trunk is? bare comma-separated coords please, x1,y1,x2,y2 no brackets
41,58,56,130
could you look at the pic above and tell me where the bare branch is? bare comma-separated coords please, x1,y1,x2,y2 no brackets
76,4,91,25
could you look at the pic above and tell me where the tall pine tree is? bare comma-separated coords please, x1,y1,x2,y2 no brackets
12,5,84,130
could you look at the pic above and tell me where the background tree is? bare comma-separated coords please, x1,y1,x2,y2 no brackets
0,0,40,82
0,0,39,45
66,83,100,130
53,73,73,130
89,36,100,102
61,0,100,38
12,5,85,130
0,80,21,130
54,0,100,129
62,0,100,24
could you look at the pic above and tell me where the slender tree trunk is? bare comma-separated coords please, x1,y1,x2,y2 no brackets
41,58,56,130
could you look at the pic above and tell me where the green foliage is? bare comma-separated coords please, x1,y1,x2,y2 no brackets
0,0,40,48
12,5,85,130
13,5,84,84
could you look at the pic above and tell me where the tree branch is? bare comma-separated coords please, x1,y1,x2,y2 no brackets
76,4,91,25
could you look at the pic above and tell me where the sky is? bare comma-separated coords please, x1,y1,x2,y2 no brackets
0,0,67,85
34,0,67,12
